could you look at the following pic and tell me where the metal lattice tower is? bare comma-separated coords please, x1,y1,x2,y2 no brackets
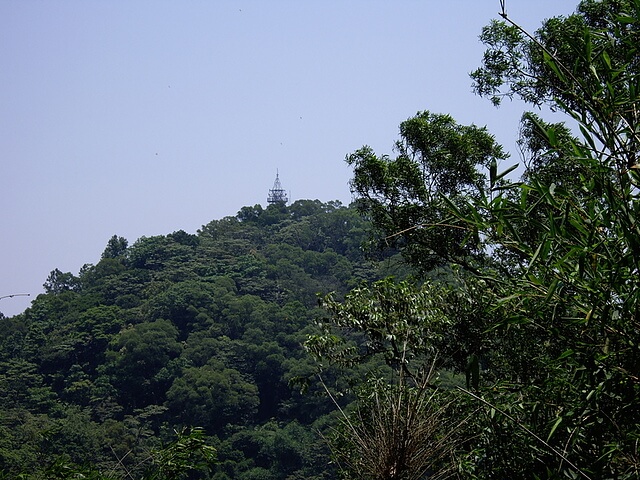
267,171,288,205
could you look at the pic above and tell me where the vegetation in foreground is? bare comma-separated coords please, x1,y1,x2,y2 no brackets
311,0,640,478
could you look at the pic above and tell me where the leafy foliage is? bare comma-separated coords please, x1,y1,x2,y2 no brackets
307,279,466,479
5,2,640,478
347,111,507,273
0,201,381,479
334,1,640,478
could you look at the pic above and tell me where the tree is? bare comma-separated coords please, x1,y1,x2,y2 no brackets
165,362,259,432
104,319,182,410
342,0,640,477
149,280,218,337
466,2,640,477
145,427,217,480
102,235,128,259
307,279,462,479
43,268,79,294
35,426,216,480
347,111,507,273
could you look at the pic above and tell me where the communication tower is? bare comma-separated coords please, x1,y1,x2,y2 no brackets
267,171,288,205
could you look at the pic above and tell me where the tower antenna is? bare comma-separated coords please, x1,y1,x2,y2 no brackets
267,171,288,205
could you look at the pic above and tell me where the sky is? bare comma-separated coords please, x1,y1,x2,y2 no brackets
0,0,579,317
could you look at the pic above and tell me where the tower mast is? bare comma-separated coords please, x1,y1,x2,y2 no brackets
267,171,288,205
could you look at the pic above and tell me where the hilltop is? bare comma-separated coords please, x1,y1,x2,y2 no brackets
0,200,401,479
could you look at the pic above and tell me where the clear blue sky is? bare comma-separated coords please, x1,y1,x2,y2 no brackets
1,0,578,317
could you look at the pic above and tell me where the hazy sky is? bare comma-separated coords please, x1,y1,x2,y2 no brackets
1,0,578,317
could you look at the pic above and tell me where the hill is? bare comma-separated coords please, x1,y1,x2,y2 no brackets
0,200,399,479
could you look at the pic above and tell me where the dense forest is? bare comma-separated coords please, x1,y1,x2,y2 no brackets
3,0,640,478
0,200,404,479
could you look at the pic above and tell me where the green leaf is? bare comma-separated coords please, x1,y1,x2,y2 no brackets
601,50,612,70
543,51,566,83
493,163,520,187
490,159,497,188
528,240,548,269
544,277,560,303
557,349,574,360
547,416,563,442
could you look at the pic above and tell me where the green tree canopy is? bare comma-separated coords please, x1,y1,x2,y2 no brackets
336,1,640,477
347,111,507,273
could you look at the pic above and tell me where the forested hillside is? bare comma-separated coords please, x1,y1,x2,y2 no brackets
3,1,639,479
0,200,399,479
